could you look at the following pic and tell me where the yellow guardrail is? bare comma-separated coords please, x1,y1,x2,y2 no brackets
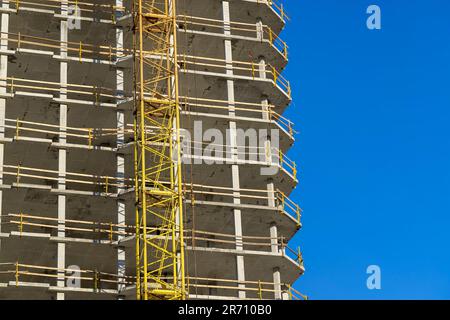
7,0,125,21
276,190,302,227
0,262,306,299
266,0,290,22
180,54,291,98
178,14,288,59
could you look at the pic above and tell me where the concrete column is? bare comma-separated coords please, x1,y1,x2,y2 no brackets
271,225,282,300
223,1,246,299
272,267,282,300
57,2,69,300
270,222,278,253
264,137,272,165
261,97,270,121
258,56,267,79
115,0,126,299
267,180,275,207
261,97,272,167
256,18,264,41
0,1,9,250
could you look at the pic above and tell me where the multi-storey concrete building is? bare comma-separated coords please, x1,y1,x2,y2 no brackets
0,0,304,300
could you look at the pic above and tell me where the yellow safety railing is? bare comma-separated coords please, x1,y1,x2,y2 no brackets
187,183,301,226
265,0,290,22
185,137,297,179
178,14,288,59
276,190,302,227
187,229,289,251
7,0,126,22
0,163,300,205
0,262,306,299
276,148,297,179
283,245,305,270
0,164,134,192
0,262,132,290
3,213,299,256
2,118,133,147
288,284,308,300
0,32,130,63
4,213,133,243
181,96,295,137
187,276,305,300
0,76,121,103
0,32,291,99
179,54,291,97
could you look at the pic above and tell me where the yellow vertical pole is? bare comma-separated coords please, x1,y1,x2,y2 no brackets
79,41,82,63
258,280,263,300
19,212,23,236
134,119,141,300
171,0,187,299
88,128,92,148
293,162,297,179
109,222,113,243
272,66,277,86
297,247,302,267
15,118,20,138
15,262,19,286
137,0,149,301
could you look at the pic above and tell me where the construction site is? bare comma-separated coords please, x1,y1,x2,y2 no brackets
0,0,304,300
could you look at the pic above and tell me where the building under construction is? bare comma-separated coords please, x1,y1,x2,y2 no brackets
0,0,304,300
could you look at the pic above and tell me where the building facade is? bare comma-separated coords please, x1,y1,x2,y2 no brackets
0,0,303,300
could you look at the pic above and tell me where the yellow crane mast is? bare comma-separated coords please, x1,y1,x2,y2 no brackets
133,0,186,300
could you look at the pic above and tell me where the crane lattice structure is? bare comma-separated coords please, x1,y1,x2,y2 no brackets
133,0,186,300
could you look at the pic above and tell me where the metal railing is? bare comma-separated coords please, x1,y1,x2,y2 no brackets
3,0,125,22
179,54,291,97
178,14,288,59
1,118,133,148
3,213,301,257
0,262,131,291
0,262,306,299
181,96,295,136
187,183,302,226
0,76,121,104
0,164,301,225
265,0,290,22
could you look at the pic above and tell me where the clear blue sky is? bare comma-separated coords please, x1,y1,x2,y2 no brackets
285,0,450,299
